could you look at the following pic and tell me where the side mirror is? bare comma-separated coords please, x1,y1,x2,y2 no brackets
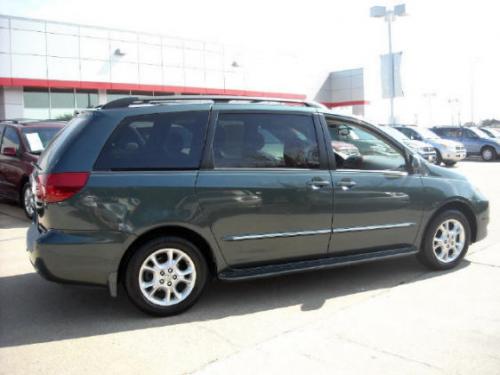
2,147,18,157
338,128,350,137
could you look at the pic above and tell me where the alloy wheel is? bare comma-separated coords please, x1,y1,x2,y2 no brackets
138,248,197,306
432,219,465,263
23,185,34,218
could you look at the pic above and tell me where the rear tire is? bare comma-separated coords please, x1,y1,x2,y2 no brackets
125,236,208,316
481,146,496,161
444,161,456,167
418,210,470,270
21,183,34,219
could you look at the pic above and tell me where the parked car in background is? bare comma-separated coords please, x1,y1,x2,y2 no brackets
479,127,500,139
27,95,489,316
0,120,65,217
377,125,436,163
394,125,466,166
432,126,500,161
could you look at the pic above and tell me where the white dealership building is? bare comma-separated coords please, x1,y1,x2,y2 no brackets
0,14,367,120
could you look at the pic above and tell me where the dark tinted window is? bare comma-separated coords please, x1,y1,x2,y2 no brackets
213,113,319,169
38,115,90,171
2,127,20,151
95,111,209,170
440,128,462,138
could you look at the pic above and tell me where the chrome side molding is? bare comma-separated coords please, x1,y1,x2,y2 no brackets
332,222,415,233
224,222,415,241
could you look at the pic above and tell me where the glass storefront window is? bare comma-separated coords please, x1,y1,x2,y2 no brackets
76,90,98,108
24,88,50,108
50,88,75,108
131,90,154,97
106,90,131,101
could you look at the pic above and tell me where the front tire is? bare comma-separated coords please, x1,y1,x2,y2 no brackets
435,150,442,165
21,183,34,219
418,210,470,270
125,236,209,316
444,161,456,167
481,146,496,161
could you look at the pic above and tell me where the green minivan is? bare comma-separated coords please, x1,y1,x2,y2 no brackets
27,96,489,316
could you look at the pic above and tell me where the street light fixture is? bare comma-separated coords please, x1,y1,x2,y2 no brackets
370,4,407,125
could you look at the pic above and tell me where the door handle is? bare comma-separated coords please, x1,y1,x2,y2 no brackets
306,178,331,190
336,178,356,190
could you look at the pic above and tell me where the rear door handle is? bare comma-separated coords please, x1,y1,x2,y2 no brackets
336,179,356,190
306,178,331,190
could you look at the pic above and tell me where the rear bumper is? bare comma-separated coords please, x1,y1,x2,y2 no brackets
27,223,132,294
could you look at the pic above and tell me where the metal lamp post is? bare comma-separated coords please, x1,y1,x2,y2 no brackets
370,4,407,125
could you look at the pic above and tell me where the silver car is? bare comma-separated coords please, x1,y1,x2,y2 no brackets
395,126,466,166
378,125,437,163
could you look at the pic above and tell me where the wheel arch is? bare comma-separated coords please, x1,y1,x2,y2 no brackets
480,144,496,158
18,174,30,200
118,225,219,284
422,199,478,247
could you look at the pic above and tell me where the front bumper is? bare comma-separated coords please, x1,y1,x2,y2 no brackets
442,150,467,162
419,152,437,163
475,204,489,243
27,222,131,294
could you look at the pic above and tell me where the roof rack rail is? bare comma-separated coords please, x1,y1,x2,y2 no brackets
100,95,325,110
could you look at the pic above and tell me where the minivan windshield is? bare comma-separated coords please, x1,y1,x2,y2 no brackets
22,127,62,153
378,126,409,141
414,127,441,140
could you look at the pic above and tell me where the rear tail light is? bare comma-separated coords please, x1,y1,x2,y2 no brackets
35,172,89,203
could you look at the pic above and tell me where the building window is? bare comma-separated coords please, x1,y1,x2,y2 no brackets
23,87,99,120
76,90,98,109
131,90,154,97
106,90,131,102
50,88,75,119
24,88,50,119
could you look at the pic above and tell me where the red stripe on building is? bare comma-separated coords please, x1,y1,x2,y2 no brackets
322,100,369,108
0,77,306,100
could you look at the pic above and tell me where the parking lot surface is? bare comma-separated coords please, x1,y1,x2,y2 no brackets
0,161,499,375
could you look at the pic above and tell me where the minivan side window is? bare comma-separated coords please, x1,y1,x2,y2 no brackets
443,129,462,138
2,127,21,152
212,113,319,169
327,119,406,171
463,129,478,138
95,111,209,170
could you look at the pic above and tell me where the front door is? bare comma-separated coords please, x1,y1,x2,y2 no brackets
196,111,333,266
460,128,482,154
323,116,424,254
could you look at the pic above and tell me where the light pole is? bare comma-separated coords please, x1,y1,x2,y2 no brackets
448,98,460,126
370,4,407,125
423,92,437,125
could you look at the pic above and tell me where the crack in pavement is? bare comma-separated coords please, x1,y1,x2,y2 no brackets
468,260,500,269
331,334,445,373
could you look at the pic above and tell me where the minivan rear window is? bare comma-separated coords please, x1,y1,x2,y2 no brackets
37,116,87,171
94,111,209,171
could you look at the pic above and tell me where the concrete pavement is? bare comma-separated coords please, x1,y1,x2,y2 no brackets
0,161,499,374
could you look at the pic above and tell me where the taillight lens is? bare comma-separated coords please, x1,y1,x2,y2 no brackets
36,172,89,203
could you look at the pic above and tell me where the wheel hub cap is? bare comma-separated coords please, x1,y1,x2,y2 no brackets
432,219,465,263
138,248,197,306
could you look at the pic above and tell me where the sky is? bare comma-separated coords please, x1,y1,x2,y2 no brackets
1,0,499,125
